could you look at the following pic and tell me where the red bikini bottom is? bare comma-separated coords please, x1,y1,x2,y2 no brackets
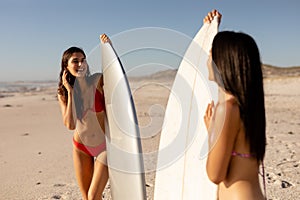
73,137,106,157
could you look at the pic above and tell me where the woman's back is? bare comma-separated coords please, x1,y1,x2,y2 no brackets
219,121,264,200
204,12,266,200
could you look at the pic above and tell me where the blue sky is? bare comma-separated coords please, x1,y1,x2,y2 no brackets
0,0,299,81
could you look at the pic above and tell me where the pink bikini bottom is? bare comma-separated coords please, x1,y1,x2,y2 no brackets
73,137,106,157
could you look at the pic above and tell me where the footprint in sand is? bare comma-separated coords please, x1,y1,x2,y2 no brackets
51,195,61,199
281,180,293,188
53,183,66,187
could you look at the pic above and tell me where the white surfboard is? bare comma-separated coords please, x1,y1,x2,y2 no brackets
101,42,147,200
154,17,219,200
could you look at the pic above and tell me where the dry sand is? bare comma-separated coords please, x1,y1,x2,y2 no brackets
0,70,299,199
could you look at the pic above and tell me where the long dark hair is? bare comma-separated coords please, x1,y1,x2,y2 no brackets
57,46,91,119
212,31,266,162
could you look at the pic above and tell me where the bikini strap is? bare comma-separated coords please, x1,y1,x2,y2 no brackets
231,151,254,158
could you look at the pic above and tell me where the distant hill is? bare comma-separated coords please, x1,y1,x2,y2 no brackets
262,64,300,78
128,69,177,82
129,65,300,81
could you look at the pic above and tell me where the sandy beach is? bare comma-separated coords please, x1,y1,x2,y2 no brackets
0,67,299,199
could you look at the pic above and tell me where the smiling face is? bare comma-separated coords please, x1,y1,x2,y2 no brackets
67,52,88,78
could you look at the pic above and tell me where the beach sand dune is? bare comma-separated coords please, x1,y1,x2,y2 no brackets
0,68,299,199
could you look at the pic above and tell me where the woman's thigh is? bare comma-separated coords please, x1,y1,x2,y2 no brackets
88,151,109,199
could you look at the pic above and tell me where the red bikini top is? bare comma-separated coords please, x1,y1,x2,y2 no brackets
94,87,105,112
81,87,105,118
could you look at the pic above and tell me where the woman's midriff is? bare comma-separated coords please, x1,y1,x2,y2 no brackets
218,156,264,200
74,110,106,148
218,180,264,200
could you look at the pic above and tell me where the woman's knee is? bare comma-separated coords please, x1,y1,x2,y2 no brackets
87,190,102,200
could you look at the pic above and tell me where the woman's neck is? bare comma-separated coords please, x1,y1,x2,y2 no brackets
218,87,235,103
76,77,88,92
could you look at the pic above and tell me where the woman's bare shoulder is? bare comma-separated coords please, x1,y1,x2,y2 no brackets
90,73,103,85
57,92,65,103
216,98,240,118
90,73,104,91
213,98,241,138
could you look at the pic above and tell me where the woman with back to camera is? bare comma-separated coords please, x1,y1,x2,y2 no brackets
57,34,111,200
203,10,266,200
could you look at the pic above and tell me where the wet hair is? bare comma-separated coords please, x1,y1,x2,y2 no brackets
57,46,91,119
212,31,266,162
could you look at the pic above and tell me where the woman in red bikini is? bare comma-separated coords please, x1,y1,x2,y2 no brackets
57,34,111,200
204,10,266,199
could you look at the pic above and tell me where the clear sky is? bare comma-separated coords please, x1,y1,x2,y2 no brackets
0,0,299,81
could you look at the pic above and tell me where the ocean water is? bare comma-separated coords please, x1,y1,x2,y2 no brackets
0,81,57,94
